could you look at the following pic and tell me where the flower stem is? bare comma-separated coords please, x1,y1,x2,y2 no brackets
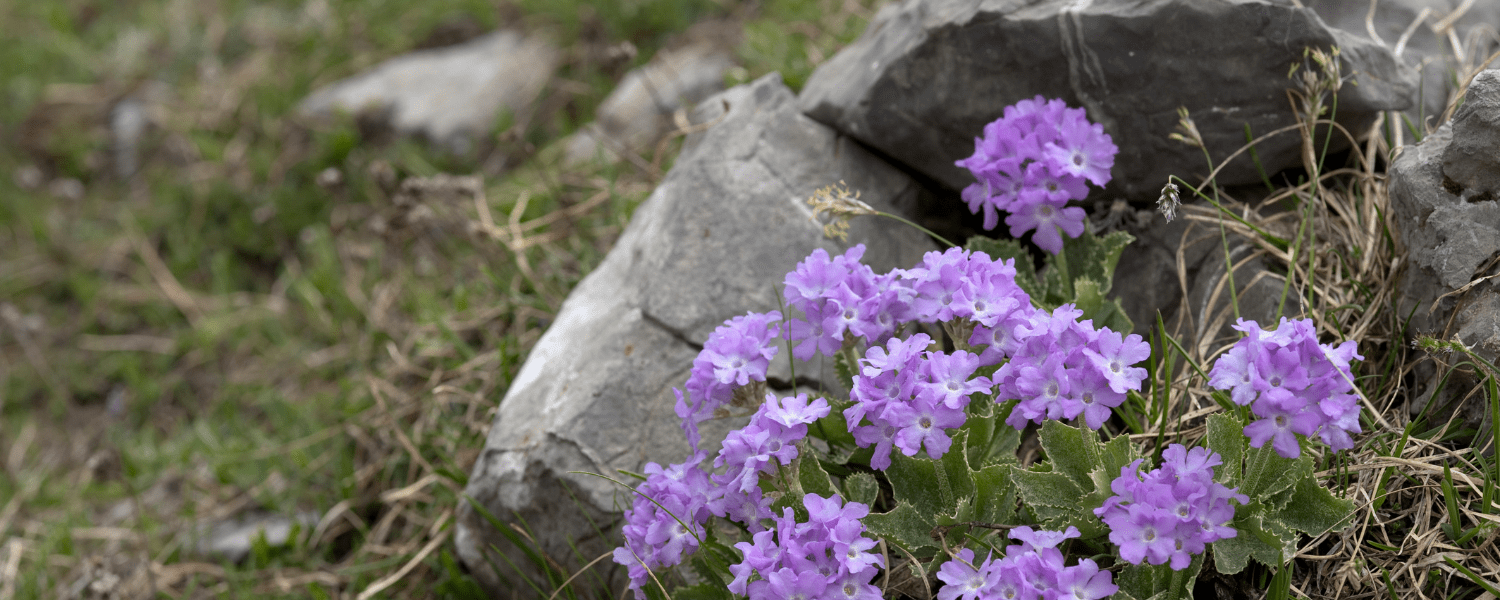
876,211,957,248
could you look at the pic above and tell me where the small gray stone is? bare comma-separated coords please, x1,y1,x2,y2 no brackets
299,30,558,152
1443,70,1500,201
111,97,147,179
187,511,320,564
565,43,736,164
798,0,1417,200
455,73,936,594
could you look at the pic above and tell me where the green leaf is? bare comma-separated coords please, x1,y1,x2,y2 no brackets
843,471,879,507
886,450,947,515
812,398,858,451
941,429,978,503
1040,254,1071,307
1061,229,1136,295
1095,297,1135,335
1240,443,1312,501
1073,276,1107,320
1213,510,1295,574
834,350,857,392
1117,554,1203,600
1012,467,1085,510
863,501,939,554
1206,413,1247,487
674,583,735,600
797,452,839,500
972,463,1017,526
1038,420,1102,492
967,236,1039,298
1088,434,1140,505
1273,475,1355,535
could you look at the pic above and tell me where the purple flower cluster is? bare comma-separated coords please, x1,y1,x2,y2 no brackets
935,527,1117,600
991,304,1150,430
729,493,884,600
901,247,1029,327
1094,445,1247,570
676,311,783,450
844,333,991,470
956,96,1118,254
714,394,831,495
781,246,1035,363
1206,317,1364,458
783,246,906,360
616,394,830,597
613,452,714,596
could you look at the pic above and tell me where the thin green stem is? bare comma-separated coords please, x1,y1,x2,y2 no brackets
876,211,956,248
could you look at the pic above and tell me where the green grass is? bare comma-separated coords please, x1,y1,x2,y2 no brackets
0,0,883,596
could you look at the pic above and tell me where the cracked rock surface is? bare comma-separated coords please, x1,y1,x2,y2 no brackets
798,0,1415,199
1302,0,1500,127
455,73,935,592
1391,69,1500,441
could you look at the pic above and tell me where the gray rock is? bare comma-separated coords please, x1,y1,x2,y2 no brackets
299,30,558,152
798,0,1417,200
1390,70,1500,436
1109,212,1286,349
1443,70,1500,201
111,97,147,179
187,511,321,563
455,73,937,594
1303,0,1500,130
565,43,736,164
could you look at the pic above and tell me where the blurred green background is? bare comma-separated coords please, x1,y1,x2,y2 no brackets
0,0,878,596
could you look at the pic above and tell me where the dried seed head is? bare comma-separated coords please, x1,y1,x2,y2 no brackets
1169,107,1204,149
1158,182,1181,223
807,181,876,241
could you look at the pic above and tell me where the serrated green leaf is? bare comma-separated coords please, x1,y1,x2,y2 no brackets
812,397,857,451
941,429,978,504
967,236,1039,298
1117,555,1202,600
1012,467,1085,509
1040,256,1071,306
1074,276,1107,320
972,463,1017,525
843,472,879,507
1038,420,1102,492
834,350,857,392
938,496,976,526
982,402,1024,466
1100,434,1138,473
1241,443,1312,500
1206,413,1246,487
1213,511,1295,574
863,501,939,554
1095,298,1134,335
1274,476,1355,535
886,451,945,515
674,583,734,600
797,452,838,500
1061,229,1136,295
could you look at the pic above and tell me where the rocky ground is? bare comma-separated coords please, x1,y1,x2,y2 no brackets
4,0,1500,599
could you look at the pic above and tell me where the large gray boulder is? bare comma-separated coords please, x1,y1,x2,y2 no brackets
1390,70,1500,435
455,73,936,594
299,30,558,152
798,0,1417,200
